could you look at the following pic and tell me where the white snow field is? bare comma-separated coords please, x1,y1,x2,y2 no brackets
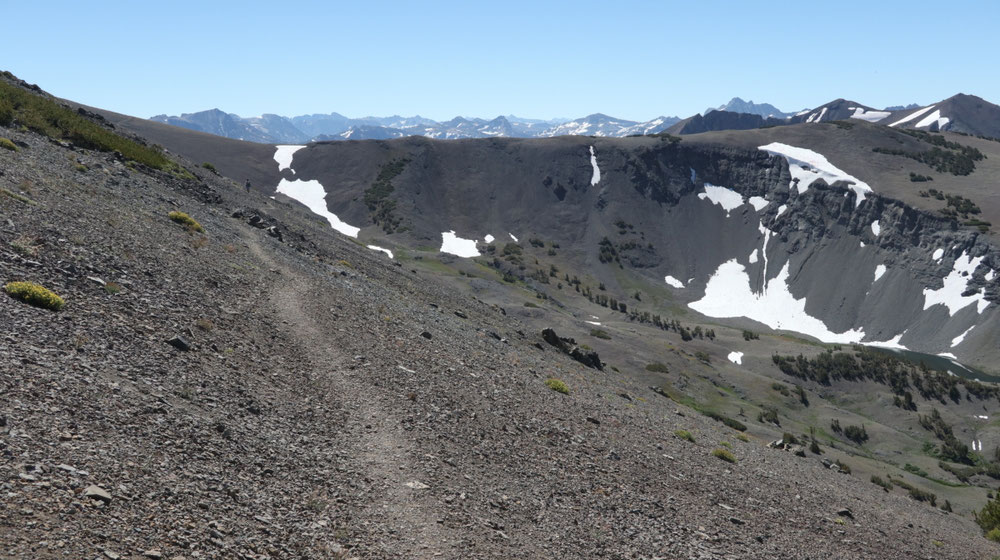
589,146,601,185
274,145,305,173
276,178,361,238
758,142,872,206
922,252,990,315
440,231,481,258
849,107,891,122
367,245,394,259
664,276,685,289
915,109,950,129
952,326,975,347
698,184,745,216
874,264,886,282
748,196,769,211
690,259,866,344
727,351,744,365
888,105,935,127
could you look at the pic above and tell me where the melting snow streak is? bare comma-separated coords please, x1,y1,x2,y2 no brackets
589,146,601,185
276,179,360,238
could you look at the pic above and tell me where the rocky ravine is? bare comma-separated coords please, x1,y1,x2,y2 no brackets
2,113,1000,559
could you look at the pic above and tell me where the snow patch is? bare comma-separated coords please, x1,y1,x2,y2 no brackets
440,231,481,258
888,105,935,127
776,204,788,218
748,196,768,211
276,178,360,237
871,220,881,236
484,234,495,244
915,109,946,129
952,325,975,347
869,332,908,351
585,320,601,326
274,145,306,173
367,245,394,259
664,276,685,289
727,351,743,365
508,233,518,242
759,142,872,206
749,249,759,264
932,248,944,261
589,145,601,186
698,184,744,216
849,108,892,122
987,269,996,282
689,259,866,344
874,264,886,282
922,251,989,315
860,241,865,248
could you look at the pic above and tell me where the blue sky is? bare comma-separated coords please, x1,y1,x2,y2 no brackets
6,1,999,121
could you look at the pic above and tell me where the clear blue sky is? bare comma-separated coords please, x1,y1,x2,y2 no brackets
6,1,999,121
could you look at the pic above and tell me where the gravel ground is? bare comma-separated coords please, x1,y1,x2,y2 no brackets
2,123,999,559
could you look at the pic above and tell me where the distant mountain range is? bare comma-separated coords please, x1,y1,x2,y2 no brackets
150,93,1000,144
150,110,682,143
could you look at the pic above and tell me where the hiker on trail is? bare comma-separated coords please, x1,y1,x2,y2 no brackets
244,179,251,193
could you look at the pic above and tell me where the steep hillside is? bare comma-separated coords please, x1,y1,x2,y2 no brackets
8,73,1000,558
886,94,1000,137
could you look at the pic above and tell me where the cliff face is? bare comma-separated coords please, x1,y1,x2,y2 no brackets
283,135,1000,366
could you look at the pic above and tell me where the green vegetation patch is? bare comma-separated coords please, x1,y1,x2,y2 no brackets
363,157,410,233
0,137,18,151
645,362,669,373
712,448,737,463
168,211,205,233
0,187,35,205
674,429,695,442
4,281,64,311
874,130,985,175
0,81,170,169
590,328,611,340
544,378,569,394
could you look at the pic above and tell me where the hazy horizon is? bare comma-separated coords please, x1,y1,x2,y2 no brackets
6,0,1000,122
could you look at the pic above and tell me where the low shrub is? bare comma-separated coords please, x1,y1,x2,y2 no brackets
645,362,669,373
168,211,204,233
674,429,695,442
590,328,611,340
4,281,64,311
0,137,17,151
545,378,569,394
736,433,750,443
201,162,218,174
870,475,892,491
712,448,737,463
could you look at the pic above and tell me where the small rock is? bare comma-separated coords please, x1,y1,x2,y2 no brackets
729,517,745,525
83,485,112,504
87,276,106,286
454,310,468,319
420,331,433,340
837,508,854,519
404,481,429,490
142,550,163,559
166,336,192,352
586,417,600,426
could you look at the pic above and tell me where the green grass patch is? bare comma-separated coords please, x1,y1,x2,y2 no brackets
0,187,35,205
674,429,694,442
712,448,737,463
0,81,171,169
0,137,18,151
168,211,204,233
201,162,218,174
545,378,569,394
4,281,64,311
590,328,611,340
736,434,750,443
645,362,669,373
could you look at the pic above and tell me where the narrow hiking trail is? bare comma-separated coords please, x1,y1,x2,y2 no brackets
245,235,453,558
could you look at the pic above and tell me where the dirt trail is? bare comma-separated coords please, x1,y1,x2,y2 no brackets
245,236,451,558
